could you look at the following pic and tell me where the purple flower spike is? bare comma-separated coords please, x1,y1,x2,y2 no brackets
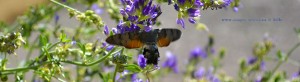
187,8,200,17
247,56,257,65
91,4,103,15
190,47,207,59
103,25,109,35
188,17,196,24
194,67,205,79
176,18,185,28
162,51,178,73
138,54,146,68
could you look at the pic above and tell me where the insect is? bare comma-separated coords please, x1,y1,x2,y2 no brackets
105,28,181,65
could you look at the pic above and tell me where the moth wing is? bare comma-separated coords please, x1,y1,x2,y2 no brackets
156,28,181,47
105,31,144,49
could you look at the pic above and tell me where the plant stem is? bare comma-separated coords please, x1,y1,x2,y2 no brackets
61,48,118,66
270,42,300,75
113,64,119,82
50,0,82,13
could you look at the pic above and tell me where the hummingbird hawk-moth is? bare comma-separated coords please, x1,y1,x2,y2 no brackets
105,28,181,65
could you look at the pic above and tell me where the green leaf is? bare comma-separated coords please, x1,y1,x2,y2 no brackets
59,33,71,42
39,35,49,46
76,42,86,55
124,64,142,73
276,50,286,61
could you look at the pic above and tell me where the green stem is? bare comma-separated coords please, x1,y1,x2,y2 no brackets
50,0,82,13
113,64,119,82
270,42,300,77
61,48,118,66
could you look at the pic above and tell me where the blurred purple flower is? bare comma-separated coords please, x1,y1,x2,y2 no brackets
54,13,59,24
162,51,178,73
176,18,185,28
112,28,119,34
173,4,179,11
255,75,263,82
188,18,196,24
233,7,239,12
177,0,185,5
194,67,205,79
120,9,127,16
194,0,203,8
138,54,146,68
190,47,207,59
91,4,103,15
126,5,136,15
104,25,109,35
291,70,300,79
187,8,200,17
142,0,152,15
128,15,139,22
144,26,152,32
247,56,257,65
62,0,66,2
106,45,114,51
131,73,143,82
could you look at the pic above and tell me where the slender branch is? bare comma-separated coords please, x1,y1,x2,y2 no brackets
113,64,119,82
270,42,300,75
50,0,82,13
61,48,118,66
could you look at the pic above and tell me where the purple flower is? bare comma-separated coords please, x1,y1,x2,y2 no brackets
233,7,239,12
247,56,257,65
120,9,127,16
91,4,103,15
194,67,205,79
194,0,203,8
188,17,196,24
128,15,138,22
138,54,146,68
176,18,185,28
144,26,152,32
106,45,114,51
142,0,152,15
126,5,135,15
54,13,59,24
112,28,119,34
162,51,178,73
190,47,207,59
291,70,300,79
173,4,179,11
62,0,66,2
104,25,109,35
131,73,142,82
187,8,200,17
255,75,263,82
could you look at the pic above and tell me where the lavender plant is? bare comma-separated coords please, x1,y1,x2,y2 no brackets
1,0,300,82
